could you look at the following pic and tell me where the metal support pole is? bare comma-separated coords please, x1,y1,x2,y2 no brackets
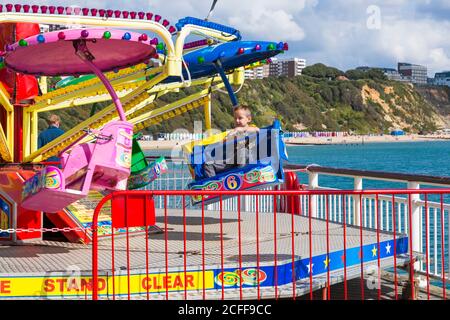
214,60,238,107
408,181,422,272
308,171,318,218
13,105,23,162
30,111,38,155
354,177,363,226
204,92,212,135
38,76,48,95
22,111,30,158
75,40,127,121
6,109,14,159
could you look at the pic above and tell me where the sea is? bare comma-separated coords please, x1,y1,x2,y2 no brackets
287,141,450,176
146,141,450,188
286,141,450,189
286,141,450,282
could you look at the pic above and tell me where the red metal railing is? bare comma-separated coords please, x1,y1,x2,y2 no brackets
91,189,450,300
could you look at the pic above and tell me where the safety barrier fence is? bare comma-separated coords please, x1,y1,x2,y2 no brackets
146,157,450,276
1,159,449,300
90,189,450,300
297,164,450,284
144,157,450,283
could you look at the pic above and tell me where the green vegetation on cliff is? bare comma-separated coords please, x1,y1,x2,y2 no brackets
39,64,450,135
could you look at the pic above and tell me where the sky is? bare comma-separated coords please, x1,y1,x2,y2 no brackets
2,0,450,76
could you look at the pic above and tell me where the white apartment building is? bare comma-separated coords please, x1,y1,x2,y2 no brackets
244,64,270,79
433,71,450,87
398,62,428,85
245,58,307,79
269,58,306,77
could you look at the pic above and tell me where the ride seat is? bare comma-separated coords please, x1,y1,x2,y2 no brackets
21,121,134,213
61,121,133,193
187,120,287,182
86,121,133,192
61,143,94,189
21,166,85,213
183,120,288,205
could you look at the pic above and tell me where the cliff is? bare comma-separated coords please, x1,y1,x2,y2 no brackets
38,64,450,135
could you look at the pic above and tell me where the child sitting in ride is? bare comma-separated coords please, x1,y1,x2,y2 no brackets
203,105,259,178
184,107,287,203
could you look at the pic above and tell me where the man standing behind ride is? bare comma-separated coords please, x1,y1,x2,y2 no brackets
38,114,65,163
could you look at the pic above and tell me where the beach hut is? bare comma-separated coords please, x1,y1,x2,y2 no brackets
391,129,405,136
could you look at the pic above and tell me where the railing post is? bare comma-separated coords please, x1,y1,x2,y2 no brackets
203,91,212,135
308,170,318,218
408,181,422,271
354,177,362,226
240,193,248,212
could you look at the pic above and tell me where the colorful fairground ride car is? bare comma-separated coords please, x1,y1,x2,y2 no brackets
183,120,288,205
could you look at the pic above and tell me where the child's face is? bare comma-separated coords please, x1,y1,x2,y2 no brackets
234,109,252,128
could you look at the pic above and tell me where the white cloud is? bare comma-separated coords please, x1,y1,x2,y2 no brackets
2,0,450,74
143,0,307,41
377,19,450,66
228,9,305,42
1,0,306,41
429,48,450,72
292,0,450,74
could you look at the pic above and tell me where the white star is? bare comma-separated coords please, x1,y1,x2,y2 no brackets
386,243,392,254
306,262,314,274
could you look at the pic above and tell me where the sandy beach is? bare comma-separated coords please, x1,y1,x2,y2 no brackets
284,134,450,146
138,134,450,150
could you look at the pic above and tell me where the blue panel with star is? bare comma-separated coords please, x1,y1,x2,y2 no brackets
211,237,409,289
0,194,13,240
0,198,11,214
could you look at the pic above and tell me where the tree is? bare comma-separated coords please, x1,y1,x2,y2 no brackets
345,69,367,80
303,63,344,79
345,68,387,81
367,69,387,81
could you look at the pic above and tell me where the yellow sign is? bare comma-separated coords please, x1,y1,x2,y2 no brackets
0,210,8,230
0,271,214,298
66,191,111,225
